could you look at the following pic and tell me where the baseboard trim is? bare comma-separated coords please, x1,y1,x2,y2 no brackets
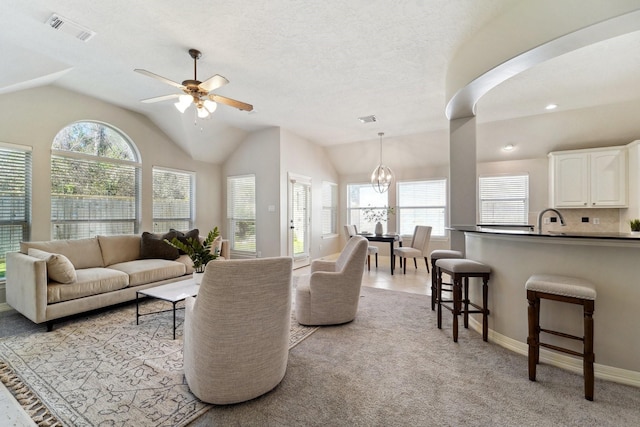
0,302,13,313
467,318,640,388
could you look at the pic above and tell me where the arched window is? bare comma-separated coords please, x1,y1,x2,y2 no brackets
51,121,141,239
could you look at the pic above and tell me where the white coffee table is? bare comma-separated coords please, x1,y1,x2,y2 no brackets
136,278,200,339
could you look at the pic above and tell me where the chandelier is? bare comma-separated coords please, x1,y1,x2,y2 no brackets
370,132,394,193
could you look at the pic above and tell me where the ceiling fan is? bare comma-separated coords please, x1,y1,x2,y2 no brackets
134,48,253,118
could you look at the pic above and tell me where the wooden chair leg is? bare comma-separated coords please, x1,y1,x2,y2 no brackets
463,277,469,329
413,258,418,269
424,257,430,273
452,276,462,343
430,261,437,310
374,253,378,268
367,254,370,271
482,276,489,342
403,257,407,274
527,293,539,382
584,301,595,401
437,267,443,329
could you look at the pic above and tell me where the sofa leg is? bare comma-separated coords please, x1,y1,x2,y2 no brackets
46,321,53,332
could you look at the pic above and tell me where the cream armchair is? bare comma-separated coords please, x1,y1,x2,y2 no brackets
295,236,368,326
183,256,293,405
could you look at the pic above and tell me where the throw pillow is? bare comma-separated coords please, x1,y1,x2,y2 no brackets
28,248,77,284
140,231,180,260
170,228,200,254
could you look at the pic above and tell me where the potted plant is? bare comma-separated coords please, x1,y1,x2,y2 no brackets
165,227,220,283
362,206,395,236
630,219,640,234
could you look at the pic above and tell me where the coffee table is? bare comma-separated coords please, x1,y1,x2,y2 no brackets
136,278,200,339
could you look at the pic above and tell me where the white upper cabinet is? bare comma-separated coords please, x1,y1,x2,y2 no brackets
549,147,627,208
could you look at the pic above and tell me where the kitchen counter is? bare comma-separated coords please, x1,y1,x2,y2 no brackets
452,227,640,387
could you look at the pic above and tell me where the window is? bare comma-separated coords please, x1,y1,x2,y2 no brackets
397,179,447,237
478,174,529,224
346,183,388,234
152,167,195,232
0,143,32,281
227,175,256,255
321,181,337,236
51,121,141,239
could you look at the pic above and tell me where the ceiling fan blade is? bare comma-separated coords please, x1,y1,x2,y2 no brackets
141,94,181,103
200,74,229,92
209,94,254,111
134,69,185,89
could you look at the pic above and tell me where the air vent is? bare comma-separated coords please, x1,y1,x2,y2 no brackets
358,115,377,123
46,13,96,42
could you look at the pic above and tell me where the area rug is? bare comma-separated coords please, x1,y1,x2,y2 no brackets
0,299,318,427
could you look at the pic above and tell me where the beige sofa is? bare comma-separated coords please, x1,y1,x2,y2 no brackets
6,233,229,330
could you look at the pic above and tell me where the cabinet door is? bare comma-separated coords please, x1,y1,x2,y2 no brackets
553,153,589,207
590,149,627,207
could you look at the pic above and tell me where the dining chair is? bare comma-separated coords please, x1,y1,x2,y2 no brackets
393,225,432,274
344,224,378,270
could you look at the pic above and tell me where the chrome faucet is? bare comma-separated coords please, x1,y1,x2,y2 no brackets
537,208,566,234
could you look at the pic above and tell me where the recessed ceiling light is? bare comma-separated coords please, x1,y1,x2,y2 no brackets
358,115,377,123
545,104,558,110
502,144,515,151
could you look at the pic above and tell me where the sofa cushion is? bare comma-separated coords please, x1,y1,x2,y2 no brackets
21,237,104,269
28,248,77,284
47,268,129,304
108,259,186,286
170,228,199,254
175,254,195,275
140,231,179,260
98,234,141,266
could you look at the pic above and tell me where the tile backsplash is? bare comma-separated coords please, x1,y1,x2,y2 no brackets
530,208,621,233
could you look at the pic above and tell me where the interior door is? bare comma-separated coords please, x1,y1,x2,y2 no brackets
288,174,311,269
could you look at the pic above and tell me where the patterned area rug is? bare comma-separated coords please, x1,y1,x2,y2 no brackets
0,298,317,427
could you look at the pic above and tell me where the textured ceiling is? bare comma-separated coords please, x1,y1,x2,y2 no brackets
3,1,640,167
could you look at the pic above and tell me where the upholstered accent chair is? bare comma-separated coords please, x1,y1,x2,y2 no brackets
183,256,293,405
344,224,378,270
393,225,432,274
295,235,368,326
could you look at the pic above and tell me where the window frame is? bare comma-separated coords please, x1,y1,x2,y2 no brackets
478,173,530,225
152,166,195,232
396,178,447,238
346,183,389,234
50,121,141,239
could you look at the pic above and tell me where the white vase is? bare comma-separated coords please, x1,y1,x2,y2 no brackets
375,222,383,236
192,271,204,285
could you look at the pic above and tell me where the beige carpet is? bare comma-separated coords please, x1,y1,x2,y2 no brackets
0,299,317,427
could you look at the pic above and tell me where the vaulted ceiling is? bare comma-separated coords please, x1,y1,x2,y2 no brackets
3,1,640,169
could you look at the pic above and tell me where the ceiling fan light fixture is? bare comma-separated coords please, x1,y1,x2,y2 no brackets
203,99,217,113
197,106,210,119
175,95,192,113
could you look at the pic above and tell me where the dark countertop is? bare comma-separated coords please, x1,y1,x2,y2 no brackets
450,225,640,240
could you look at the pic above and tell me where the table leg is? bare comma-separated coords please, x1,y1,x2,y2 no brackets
390,240,395,275
173,301,177,340
136,292,140,325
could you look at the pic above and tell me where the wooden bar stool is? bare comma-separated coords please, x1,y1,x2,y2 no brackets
436,259,491,342
429,250,463,310
525,274,596,401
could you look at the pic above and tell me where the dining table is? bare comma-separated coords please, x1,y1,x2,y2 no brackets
358,233,402,275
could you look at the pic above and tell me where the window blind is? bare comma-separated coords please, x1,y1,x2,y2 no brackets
152,167,194,232
321,182,337,235
227,175,256,253
479,174,529,224
397,179,446,237
0,144,32,280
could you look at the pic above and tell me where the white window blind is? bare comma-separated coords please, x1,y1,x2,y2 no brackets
0,143,32,281
321,181,337,235
346,183,388,234
153,167,194,232
397,179,447,237
50,121,140,239
479,174,529,224
227,175,256,254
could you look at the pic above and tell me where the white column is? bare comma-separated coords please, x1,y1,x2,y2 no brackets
449,116,477,253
